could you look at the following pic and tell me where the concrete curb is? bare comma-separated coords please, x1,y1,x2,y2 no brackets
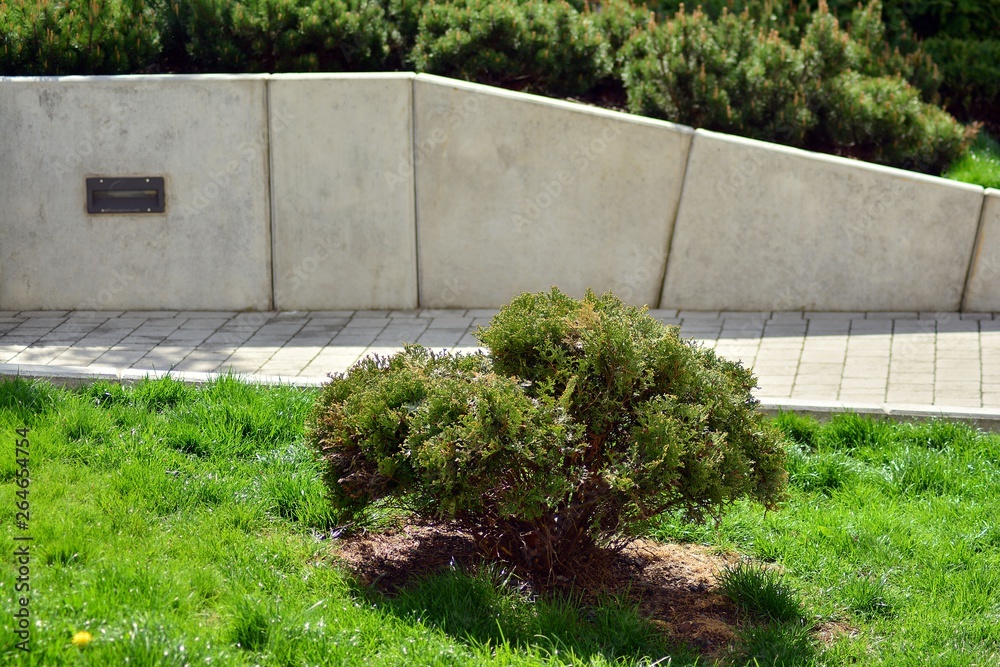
757,397,1000,432
4,362,1000,432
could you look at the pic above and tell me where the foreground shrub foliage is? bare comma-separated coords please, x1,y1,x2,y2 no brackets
307,289,786,582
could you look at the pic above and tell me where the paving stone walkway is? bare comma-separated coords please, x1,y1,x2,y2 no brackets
1,309,997,408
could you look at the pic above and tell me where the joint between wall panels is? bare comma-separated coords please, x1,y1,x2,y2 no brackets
411,77,423,308
960,191,989,312
656,130,697,309
265,76,277,312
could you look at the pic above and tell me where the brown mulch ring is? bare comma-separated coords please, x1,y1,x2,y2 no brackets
330,519,854,661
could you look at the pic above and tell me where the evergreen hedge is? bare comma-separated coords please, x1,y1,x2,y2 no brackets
0,0,979,173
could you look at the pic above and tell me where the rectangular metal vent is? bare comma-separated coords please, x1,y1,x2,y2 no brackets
86,177,165,214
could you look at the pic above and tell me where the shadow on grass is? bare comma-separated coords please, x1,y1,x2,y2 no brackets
385,567,689,665
333,522,756,665
732,622,817,666
333,520,833,666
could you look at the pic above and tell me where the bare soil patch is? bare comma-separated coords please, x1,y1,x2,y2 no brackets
332,519,747,658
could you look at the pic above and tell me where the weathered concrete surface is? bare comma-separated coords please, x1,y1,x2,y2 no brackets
662,130,985,311
963,189,1000,312
269,73,418,310
0,75,272,310
413,74,693,308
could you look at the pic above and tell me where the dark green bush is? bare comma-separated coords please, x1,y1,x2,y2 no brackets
839,0,941,102
821,0,998,135
881,0,1000,42
644,0,999,129
152,0,397,73
307,289,786,583
816,70,967,172
386,0,424,64
641,0,853,36
623,7,816,144
0,0,979,173
923,37,1000,132
586,0,652,77
644,0,1000,41
409,0,612,95
0,0,160,75
623,1,968,173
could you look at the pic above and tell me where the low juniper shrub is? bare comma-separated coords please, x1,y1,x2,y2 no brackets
307,288,787,584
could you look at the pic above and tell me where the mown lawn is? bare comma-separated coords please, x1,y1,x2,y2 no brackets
945,130,1000,189
1,376,998,666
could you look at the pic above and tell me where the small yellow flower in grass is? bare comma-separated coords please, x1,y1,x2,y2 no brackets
71,631,93,647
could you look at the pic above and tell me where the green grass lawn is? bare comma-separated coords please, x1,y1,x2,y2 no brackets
1,376,999,666
945,130,1000,189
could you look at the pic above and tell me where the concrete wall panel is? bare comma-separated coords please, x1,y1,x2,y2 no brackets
414,74,693,308
269,73,418,310
963,189,1000,312
662,130,984,311
0,75,271,310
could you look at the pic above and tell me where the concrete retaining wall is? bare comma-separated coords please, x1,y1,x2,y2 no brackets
964,189,1000,312
662,130,985,312
0,75,272,311
269,73,418,310
0,74,994,312
413,75,692,308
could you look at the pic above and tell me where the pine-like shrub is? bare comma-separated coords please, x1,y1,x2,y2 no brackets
644,0,997,133
152,0,397,73
586,0,652,78
839,0,940,103
623,1,969,173
923,37,1000,134
409,0,612,95
307,289,786,584
879,0,1000,42
644,0,1000,42
816,70,967,172
386,0,424,66
623,6,816,144
0,0,160,75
